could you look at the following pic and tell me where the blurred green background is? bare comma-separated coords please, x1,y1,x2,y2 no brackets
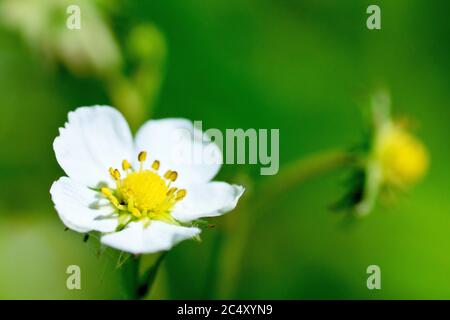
0,0,449,299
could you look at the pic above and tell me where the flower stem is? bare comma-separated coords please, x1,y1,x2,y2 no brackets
256,150,353,212
136,252,167,299
121,254,140,299
215,149,353,298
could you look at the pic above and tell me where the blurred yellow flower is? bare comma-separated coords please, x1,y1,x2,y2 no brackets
350,90,430,216
375,123,428,187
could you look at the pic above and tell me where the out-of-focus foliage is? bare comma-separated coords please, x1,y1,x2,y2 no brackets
0,0,448,299
0,0,167,128
1,0,121,76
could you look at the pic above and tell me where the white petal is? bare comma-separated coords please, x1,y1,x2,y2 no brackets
134,118,222,185
101,221,200,254
50,177,118,233
172,182,245,222
53,106,134,188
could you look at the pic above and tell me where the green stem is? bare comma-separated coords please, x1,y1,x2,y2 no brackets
256,150,353,212
215,150,353,298
121,254,140,299
136,252,167,299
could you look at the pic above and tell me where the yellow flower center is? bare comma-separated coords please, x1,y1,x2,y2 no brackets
119,171,168,212
100,151,186,226
376,125,428,186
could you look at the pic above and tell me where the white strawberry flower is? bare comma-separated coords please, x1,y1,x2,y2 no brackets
50,106,244,254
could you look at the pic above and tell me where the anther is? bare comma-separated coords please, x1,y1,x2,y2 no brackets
138,151,147,171
138,151,147,162
167,187,177,197
122,160,132,171
164,170,172,179
109,168,121,180
152,160,160,171
109,196,120,208
168,171,178,182
175,189,187,200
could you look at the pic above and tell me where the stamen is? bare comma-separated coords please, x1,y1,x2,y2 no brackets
109,168,121,180
101,151,188,224
109,194,124,210
138,151,147,162
138,151,147,171
122,160,132,171
101,188,125,210
101,187,112,197
168,171,178,182
167,187,177,197
110,196,120,207
175,189,187,200
152,160,160,171
127,199,142,218
131,208,141,218
164,170,172,179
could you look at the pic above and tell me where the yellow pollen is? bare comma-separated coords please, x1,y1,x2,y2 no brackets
119,170,169,212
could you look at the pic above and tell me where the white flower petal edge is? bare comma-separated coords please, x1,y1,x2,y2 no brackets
53,106,134,188
50,177,118,233
101,221,201,254
171,182,245,222
135,118,222,185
